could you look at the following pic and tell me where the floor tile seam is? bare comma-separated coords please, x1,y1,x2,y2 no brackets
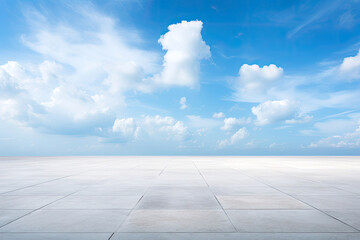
229,167,360,232
0,231,123,233
1,231,360,234
192,160,238,233
0,188,82,229
284,193,358,196
278,192,360,232
28,208,136,210
320,208,360,210
2,208,346,211
111,167,164,235
107,232,115,240
0,231,360,235
2,194,145,196
330,185,360,195
113,232,360,234
0,171,90,196
158,166,167,176
240,170,325,186
222,208,315,210
0,209,134,211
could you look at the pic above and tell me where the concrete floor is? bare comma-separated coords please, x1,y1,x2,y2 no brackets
0,156,359,240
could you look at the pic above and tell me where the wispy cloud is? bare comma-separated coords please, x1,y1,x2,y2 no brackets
287,0,343,39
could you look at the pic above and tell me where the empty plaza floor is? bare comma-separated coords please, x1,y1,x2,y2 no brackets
0,156,359,240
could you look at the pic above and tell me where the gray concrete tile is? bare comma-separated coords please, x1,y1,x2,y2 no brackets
0,196,63,209
295,195,360,210
0,233,111,240
136,187,220,209
44,195,141,209
277,186,356,196
0,209,129,232
323,209,360,230
0,210,31,227
74,186,148,196
0,156,360,237
226,210,357,232
118,210,236,232
255,177,321,187
211,186,282,196
154,177,208,187
217,195,311,209
112,233,360,240
3,183,82,196
202,175,265,187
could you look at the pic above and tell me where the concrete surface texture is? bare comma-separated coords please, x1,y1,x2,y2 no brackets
0,156,359,240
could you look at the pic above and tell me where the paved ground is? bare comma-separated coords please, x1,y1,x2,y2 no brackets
0,156,359,240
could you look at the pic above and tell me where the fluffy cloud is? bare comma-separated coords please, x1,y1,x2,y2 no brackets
179,97,187,110
0,61,116,134
159,121,188,140
232,54,360,114
231,127,248,142
234,64,283,102
141,115,189,140
221,117,250,131
339,49,360,80
218,127,248,147
251,99,298,125
0,8,155,135
112,118,137,137
212,112,225,118
142,115,175,127
102,115,189,143
309,121,360,148
154,20,211,88
0,7,210,138
0,62,24,97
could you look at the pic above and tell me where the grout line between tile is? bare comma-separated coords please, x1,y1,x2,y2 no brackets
230,167,360,232
0,189,82,229
192,160,238,233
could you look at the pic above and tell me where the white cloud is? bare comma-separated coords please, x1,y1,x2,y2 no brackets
212,112,225,118
101,115,189,143
24,8,160,94
0,62,22,97
0,7,210,138
285,115,313,124
141,115,189,140
142,115,175,127
0,8,156,135
218,127,248,147
179,97,187,110
231,53,360,115
269,142,284,149
112,118,137,136
309,121,360,148
231,127,248,142
159,121,188,140
154,20,211,88
251,99,298,125
221,117,250,131
339,49,360,80
234,64,283,102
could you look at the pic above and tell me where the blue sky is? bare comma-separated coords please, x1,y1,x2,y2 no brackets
1,0,360,155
